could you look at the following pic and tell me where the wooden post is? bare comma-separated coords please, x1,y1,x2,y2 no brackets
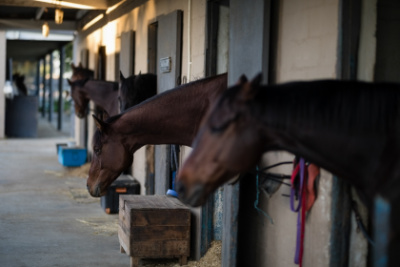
57,46,65,131
48,52,53,122
35,60,40,96
42,57,46,118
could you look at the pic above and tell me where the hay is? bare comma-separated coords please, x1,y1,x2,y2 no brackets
141,240,222,267
66,163,91,178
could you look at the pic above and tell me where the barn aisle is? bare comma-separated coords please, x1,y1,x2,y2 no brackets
0,117,129,267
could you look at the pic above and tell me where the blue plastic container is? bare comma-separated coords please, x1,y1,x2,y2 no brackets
58,146,87,167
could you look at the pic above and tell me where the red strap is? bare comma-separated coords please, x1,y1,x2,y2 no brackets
290,163,300,186
305,164,320,212
299,176,307,267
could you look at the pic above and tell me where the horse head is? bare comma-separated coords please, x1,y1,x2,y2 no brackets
119,71,134,112
176,74,266,206
87,115,133,197
119,71,157,112
69,63,94,118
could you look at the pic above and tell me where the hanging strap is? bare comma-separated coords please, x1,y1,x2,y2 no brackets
290,158,307,267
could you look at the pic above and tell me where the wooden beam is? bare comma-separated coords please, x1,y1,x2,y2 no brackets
35,7,45,20
0,19,76,31
77,0,147,39
0,0,111,10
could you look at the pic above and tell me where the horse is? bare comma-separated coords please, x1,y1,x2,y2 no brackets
70,63,94,82
86,73,228,198
119,71,157,112
176,74,400,266
68,78,119,119
69,63,94,118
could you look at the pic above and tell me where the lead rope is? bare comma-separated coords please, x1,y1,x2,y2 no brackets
254,165,274,224
290,158,307,267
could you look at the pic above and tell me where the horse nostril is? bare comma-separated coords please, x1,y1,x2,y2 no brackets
175,181,186,198
87,184,101,197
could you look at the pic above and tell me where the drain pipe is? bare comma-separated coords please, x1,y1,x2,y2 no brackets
187,0,192,83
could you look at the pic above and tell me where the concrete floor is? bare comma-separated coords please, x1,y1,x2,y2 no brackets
0,116,130,267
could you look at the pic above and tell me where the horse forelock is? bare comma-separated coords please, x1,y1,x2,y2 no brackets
250,80,400,134
73,67,94,79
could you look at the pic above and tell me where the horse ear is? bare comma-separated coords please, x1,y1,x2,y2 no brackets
236,74,248,85
67,79,72,86
242,73,263,100
251,73,263,87
120,71,125,81
92,114,107,132
78,62,83,68
71,63,76,71
135,72,144,87
102,111,110,121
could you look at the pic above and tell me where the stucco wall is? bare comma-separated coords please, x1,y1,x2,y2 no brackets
260,0,339,266
357,0,377,82
276,0,338,82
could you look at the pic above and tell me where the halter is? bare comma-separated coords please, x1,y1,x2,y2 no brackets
70,77,90,87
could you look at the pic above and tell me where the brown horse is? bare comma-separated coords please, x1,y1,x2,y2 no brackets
176,74,400,266
86,73,227,197
70,63,94,83
68,79,119,118
119,71,157,112
69,63,95,118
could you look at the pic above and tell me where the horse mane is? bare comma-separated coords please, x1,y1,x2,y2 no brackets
120,73,157,108
250,80,400,134
177,73,227,91
105,113,123,124
92,113,123,145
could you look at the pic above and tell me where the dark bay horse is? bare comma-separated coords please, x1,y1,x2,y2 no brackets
69,63,94,118
176,74,400,266
12,73,28,96
119,71,157,112
86,73,227,197
68,78,119,118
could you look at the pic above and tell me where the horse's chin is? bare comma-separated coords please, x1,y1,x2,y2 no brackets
87,173,119,197
176,182,209,207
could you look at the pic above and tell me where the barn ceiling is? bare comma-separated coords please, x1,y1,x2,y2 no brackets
0,0,124,61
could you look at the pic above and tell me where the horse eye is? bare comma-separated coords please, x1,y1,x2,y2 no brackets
94,148,101,155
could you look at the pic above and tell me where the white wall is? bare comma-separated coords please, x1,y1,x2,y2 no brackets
276,0,339,82
0,31,6,139
357,0,377,82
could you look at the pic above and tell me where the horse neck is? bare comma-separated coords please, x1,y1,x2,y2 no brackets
115,73,227,152
257,80,395,188
84,80,119,116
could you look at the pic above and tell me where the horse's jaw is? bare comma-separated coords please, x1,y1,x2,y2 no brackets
87,170,121,197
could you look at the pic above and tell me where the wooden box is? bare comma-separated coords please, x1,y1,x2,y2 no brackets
118,195,190,267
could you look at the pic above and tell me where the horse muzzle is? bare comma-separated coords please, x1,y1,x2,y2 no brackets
87,183,102,198
176,181,207,207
